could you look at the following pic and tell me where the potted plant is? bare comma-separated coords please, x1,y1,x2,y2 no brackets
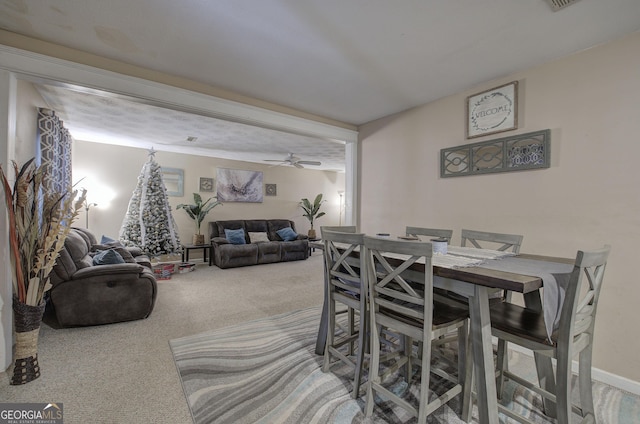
299,193,326,239
176,193,223,245
1,158,85,384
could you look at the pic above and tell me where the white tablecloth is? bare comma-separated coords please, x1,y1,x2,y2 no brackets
476,258,574,342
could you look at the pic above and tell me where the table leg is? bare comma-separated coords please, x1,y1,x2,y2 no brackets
468,285,499,424
185,249,190,262
524,290,557,418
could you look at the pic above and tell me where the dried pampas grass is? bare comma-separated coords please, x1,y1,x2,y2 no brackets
1,158,86,306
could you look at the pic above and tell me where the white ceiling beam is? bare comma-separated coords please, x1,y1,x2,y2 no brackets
0,44,358,144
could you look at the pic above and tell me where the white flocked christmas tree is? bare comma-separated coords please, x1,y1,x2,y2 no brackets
119,149,181,257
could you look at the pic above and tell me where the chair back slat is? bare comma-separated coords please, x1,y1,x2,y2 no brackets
364,236,433,340
573,314,592,336
460,229,523,253
322,230,366,297
406,226,453,242
330,246,359,278
558,245,610,342
370,250,421,297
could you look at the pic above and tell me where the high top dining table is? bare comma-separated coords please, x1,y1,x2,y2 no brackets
315,241,574,424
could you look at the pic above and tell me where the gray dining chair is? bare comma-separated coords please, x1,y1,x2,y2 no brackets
321,228,367,398
363,236,472,423
320,225,357,234
459,229,524,302
460,228,524,391
405,226,453,242
405,226,460,361
489,245,611,424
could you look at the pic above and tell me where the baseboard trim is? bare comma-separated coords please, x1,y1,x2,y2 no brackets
503,341,640,396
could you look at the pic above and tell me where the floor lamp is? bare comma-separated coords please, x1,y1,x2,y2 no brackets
338,191,344,225
84,201,97,229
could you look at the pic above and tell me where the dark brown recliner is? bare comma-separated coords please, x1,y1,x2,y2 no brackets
47,228,157,327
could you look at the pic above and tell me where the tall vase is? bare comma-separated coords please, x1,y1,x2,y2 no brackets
11,296,46,385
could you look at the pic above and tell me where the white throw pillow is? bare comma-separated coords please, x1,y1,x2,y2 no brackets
248,232,270,243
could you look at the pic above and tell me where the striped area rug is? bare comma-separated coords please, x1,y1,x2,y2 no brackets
170,307,640,423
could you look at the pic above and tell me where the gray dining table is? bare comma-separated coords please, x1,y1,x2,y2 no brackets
315,242,574,424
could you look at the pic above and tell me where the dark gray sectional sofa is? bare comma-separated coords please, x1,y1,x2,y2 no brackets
209,219,309,269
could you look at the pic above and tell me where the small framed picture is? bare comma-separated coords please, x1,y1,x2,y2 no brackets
265,184,277,196
199,177,214,192
466,81,518,139
162,168,184,197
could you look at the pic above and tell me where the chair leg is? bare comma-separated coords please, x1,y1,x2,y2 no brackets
534,354,558,417
417,332,433,424
460,322,474,423
495,338,508,398
348,307,355,355
365,323,382,418
322,298,335,372
404,336,413,382
555,349,573,424
579,346,596,420
352,306,368,398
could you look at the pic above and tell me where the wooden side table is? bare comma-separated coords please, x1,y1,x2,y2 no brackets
308,239,323,256
182,244,212,265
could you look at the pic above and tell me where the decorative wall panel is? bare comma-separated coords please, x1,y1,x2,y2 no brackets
441,129,550,178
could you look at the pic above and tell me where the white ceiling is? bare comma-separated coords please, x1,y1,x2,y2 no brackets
1,0,639,171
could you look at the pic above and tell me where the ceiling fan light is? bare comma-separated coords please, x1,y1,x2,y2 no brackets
545,0,582,11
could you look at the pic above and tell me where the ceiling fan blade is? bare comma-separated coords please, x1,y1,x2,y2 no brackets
264,159,286,162
297,160,321,166
293,162,304,169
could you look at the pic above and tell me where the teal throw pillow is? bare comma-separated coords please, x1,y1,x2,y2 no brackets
224,228,246,245
101,235,117,244
276,227,298,241
93,249,125,265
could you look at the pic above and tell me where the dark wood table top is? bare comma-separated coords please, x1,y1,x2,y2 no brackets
344,247,573,294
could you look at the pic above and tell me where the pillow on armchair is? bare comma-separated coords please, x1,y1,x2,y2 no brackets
93,249,126,265
101,235,118,244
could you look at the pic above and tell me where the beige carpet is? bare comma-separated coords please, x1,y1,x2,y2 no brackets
0,253,326,424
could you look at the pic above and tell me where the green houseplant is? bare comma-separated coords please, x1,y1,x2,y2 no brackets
176,193,222,245
299,193,326,239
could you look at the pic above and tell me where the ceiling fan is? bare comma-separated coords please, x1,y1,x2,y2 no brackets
264,153,321,169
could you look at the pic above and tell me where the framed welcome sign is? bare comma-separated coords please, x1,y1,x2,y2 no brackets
466,81,518,139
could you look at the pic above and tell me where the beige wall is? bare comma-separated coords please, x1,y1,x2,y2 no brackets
15,79,41,162
359,31,640,381
73,140,345,248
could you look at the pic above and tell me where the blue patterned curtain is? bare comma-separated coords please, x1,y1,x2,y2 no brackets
37,108,73,194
